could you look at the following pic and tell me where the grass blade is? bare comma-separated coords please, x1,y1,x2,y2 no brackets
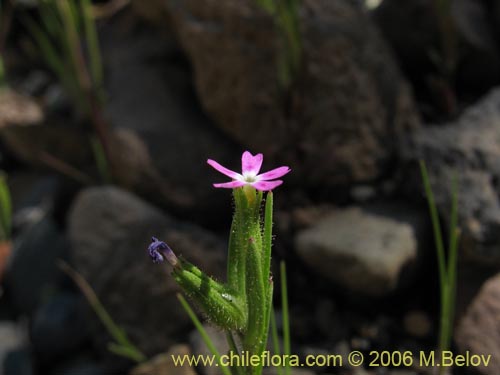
58,261,146,363
280,261,291,375
177,294,232,375
0,173,11,241
81,0,103,89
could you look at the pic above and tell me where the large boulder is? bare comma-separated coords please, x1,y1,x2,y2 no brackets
68,186,226,356
161,0,420,189
404,88,500,264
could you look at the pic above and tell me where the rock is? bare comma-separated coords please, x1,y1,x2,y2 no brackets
3,348,34,375
100,13,239,224
455,273,500,375
30,292,89,365
130,344,196,375
295,204,426,297
0,89,43,129
403,88,500,265
68,186,226,357
48,356,107,375
163,0,419,189
0,321,28,375
189,324,227,375
4,216,68,315
403,310,432,338
374,0,500,103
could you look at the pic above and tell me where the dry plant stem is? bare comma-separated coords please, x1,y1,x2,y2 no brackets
39,151,94,185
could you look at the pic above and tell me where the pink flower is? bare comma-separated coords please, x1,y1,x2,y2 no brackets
207,151,291,191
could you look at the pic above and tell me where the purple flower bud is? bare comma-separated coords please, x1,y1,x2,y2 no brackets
148,237,178,267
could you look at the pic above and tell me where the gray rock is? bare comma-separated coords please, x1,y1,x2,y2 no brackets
31,292,89,365
4,216,68,315
374,0,500,100
295,204,426,297
100,14,239,223
48,356,107,375
3,348,34,375
404,88,500,264
0,322,28,375
68,186,226,357
163,0,419,189
455,273,500,375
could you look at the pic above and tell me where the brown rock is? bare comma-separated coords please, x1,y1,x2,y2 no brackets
455,273,500,375
164,0,420,188
130,344,197,375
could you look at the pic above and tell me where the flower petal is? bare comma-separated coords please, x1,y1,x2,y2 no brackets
207,159,242,180
252,180,283,191
242,151,263,175
257,166,291,181
213,181,247,189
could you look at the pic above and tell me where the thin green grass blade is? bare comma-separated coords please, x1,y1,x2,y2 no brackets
269,308,283,375
58,261,146,363
81,0,103,89
108,342,146,363
0,173,12,241
445,173,460,354
39,0,64,38
270,307,281,356
177,294,232,375
0,55,5,87
280,261,291,375
419,161,447,291
225,332,244,375
90,135,112,184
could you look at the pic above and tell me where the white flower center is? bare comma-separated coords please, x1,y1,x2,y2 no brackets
242,173,258,183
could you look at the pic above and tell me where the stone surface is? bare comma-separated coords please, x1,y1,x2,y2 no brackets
3,348,34,375
404,88,500,264
163,0,419,189
68,186,226,356
0,321,28,375
455,273,500,375
374,0,500,103
403,310,432,338
100,13,239,224
295,204,426,296
130,344,196,375
0,89,43,129
30,292,89,365
4,216,68,315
